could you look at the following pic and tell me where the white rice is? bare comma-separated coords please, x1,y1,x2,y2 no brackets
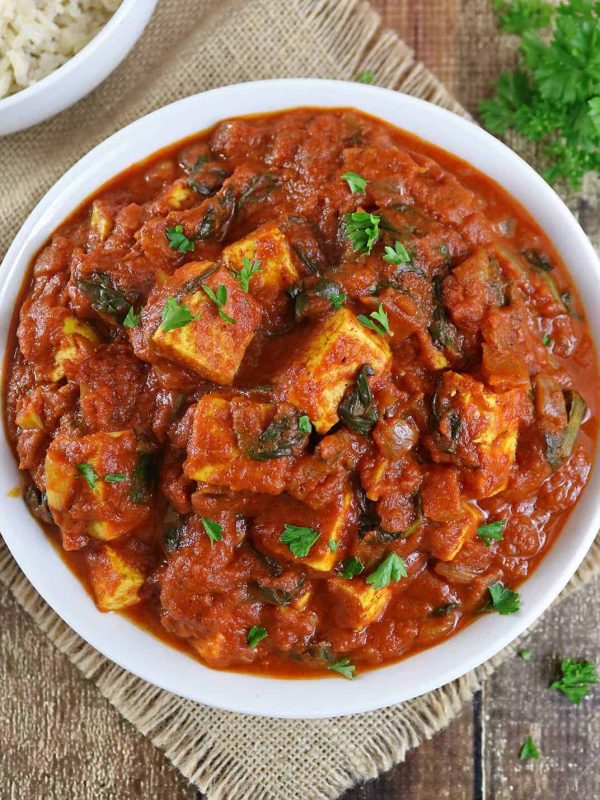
0,0,121,99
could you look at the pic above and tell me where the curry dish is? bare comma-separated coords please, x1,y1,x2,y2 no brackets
5,108,598,678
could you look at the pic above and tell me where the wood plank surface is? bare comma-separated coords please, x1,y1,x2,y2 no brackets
2,2,600,799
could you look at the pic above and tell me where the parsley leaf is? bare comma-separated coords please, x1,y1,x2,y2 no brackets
280,524,320,558
519,649,533,661
201,517,223,545
104,472,126,483
166,224,195,253
488,582,521,615
494,0,553,34
328,658,356,679
76,462,98,490
542,333,553,347
344,211,381,254
247,626,268,649
356,71,375,84
202,284,236,324
298,415,312,434
549,658,597,704
358,302,391,336
123,306,141,328
236,256,261,293
383,240,411,265
327,539,338,552
161,297,198,332
342,171,367,194
341,556,364,579
477,518,508,546
330,291,346,309
519,735,540,760
366,552,407,589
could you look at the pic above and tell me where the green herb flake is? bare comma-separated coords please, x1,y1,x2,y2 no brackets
202,284,236,324
327,657,356,679
519,735,540,761
357,302,391,336
477,518,508,547
247,626,268,649
236,256,262,293
104,472,126,483
341,556,364,580
342,171,367,195
519,649,533,661
330,292,347,310
356,71,375,84
488,582,521,615
344,211,381,254
166,224,195,253
549,658,597,704
327,539,338,552
366,552,407,589
542,333,553,347
123,306,141,329
161,297,198,332
280,524,320,558
298,415,312,434
76,462,98,490
383,240,411,265
201,517,223,545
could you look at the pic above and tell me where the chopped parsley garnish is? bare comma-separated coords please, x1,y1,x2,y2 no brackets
123,306,141,328
76,462,98,490
342,171,367,194
519,649,533,661
330,291,347,309
201,517,223,545
280,524,320,558
202,284,235,324
341,556,364,579
542,333,553,347
358,302,391,336
327,657,356,679
477,518,507,546
549,658,597,704
236,256,261,293
298,415,312,434
366,552,407,589
166,224,195,253
161,297,198,332
104,472,126,483
327,539,338,552
488,582,521,615
356,70,375,84
344,211,381,254
247,626,268,649
383,240,411,265
519,736,540,761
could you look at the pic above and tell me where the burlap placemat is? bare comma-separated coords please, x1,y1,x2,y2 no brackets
1,1,599,798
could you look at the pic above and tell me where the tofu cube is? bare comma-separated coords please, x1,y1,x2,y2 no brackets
86,545,145,611
276,308,391,433
161,180,196,209
428,502,484,561
191,632,231,665
45,430,151,546
327,578,391,630
184,395,293,494
15,398,43,430
151,262,262,384
49,316,98,382
222,223,300,307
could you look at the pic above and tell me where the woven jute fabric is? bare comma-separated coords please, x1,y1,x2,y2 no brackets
1,1,599,798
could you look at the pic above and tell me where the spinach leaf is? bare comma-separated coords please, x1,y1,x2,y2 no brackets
428,274,459,353
130,452,159,504
247,408,307,461
338,364,378,435
196,186,236,241
238,173,280,208
78,273,136,323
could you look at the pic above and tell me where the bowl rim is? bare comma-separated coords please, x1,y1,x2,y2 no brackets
1,78,599,719
0,0,157,128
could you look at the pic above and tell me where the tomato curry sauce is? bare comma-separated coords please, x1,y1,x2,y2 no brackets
4,108,598,678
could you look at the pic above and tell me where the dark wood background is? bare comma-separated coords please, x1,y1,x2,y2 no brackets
2,2,599,798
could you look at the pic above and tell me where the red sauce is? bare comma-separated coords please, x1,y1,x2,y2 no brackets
4,108,598,678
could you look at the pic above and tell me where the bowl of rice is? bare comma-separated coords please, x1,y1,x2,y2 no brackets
0,0,158,136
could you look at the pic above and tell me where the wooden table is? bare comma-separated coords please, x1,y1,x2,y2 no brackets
2,2,599,797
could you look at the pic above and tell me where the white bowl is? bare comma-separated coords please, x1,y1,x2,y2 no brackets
0,0,157,135
1,79,599,719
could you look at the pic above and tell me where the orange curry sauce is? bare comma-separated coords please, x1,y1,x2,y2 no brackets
4,108,599,678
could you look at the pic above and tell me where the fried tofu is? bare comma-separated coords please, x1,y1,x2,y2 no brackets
222,222,300,308
45,430,151,546
184,395,295,494
276,309,391,433
327,578,391,630
49,316,98,382
151,262,262,384
86,545,145,611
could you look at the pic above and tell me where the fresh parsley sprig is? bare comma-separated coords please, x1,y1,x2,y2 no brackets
366,552,407,589
328,658,356,679
236,256,261,293
358,302,391,336
477,518,508,547
280,524,320,558
344,211,381,254
342,171,367,194
202,284,236,324
247,626,268,649
201,517,223,545
519,736,540,760
549,658,597,704
161,297,198,332
383,240,411,266
166,224,195,253
488,582,521,615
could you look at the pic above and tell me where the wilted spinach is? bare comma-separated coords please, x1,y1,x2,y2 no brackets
247,408,308,461
78,272,136,323
338,364,378,435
